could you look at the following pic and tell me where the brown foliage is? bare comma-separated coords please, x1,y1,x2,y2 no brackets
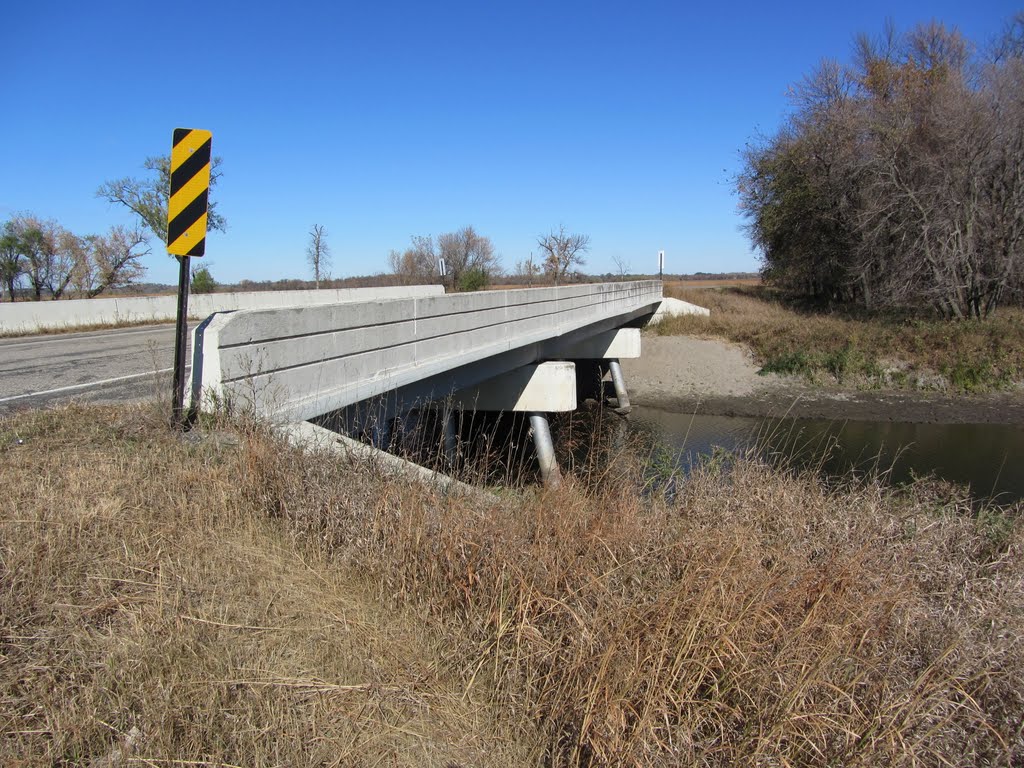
739,18,1024,318
4,403,1020,765
658,284,1024,391
389,227,500,289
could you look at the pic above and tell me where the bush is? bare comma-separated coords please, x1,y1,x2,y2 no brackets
190,266,216,294
457,267,489,292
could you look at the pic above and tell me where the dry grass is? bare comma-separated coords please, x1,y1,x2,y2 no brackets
0,318,178,339
663,278,761,290
2,403,1022,766
0,404,532,766
656,285,1024,391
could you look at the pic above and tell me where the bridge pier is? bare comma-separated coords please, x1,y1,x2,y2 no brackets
528,412,562,489
608,358,632,414
442,407,459,468
552,328,640,414
451,361,576,487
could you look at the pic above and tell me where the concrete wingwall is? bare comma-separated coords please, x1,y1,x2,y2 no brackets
0,285,445,334
191,281,666,422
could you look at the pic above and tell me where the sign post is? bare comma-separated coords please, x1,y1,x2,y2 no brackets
167,128,213,425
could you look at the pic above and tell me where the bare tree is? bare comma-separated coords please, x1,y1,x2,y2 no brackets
514,254,542,286
388,235,439,284
1,216,148,301
738,17,1024,318
992,12,1024,63
8,215,59,301
307,224,331,288
83,226,150,297
389,228,501,289
436,226,500,289
611,253,632,278
537,225,590,284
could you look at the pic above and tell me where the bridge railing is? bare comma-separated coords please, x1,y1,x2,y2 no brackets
191,280,664,421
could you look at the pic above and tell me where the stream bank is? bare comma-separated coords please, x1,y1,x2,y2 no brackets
623,335,1024,426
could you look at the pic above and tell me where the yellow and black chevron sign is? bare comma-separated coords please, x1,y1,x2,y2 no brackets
167,128,212,257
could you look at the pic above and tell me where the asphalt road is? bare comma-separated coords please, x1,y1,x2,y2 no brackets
0,324,189,415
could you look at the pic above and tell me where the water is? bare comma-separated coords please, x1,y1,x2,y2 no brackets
627,406,1024,504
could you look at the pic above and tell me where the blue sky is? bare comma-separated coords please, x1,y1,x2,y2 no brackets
3,1,1019,285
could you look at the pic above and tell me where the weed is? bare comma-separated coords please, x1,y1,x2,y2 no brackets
2,402,1022,766
944,358,992,392
659,284,1024,391
760,349,814,377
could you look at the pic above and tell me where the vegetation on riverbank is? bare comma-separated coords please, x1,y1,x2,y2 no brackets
658,284,1024,392
736,18,1024,320
2,403,1021,766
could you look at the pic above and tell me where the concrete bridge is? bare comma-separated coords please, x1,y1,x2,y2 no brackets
190,280,706,485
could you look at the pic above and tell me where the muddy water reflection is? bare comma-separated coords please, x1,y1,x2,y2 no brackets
628,406,1024,503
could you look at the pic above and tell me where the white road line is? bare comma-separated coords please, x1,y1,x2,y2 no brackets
0,367,186,404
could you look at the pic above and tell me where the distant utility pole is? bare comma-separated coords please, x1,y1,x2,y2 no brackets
658,250,665,280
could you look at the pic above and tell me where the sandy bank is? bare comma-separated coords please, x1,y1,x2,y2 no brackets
622,335,1024,426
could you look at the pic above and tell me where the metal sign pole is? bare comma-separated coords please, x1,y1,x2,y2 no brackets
171,254,191,425
166,127,212,427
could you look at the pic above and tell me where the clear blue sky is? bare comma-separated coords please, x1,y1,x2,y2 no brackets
3,1,1018,285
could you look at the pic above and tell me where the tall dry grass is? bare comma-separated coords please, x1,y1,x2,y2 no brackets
0,404,532,766
657,285,1024,391
2,403,1022,765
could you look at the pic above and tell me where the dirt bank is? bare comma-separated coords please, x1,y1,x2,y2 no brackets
622,335,1024,426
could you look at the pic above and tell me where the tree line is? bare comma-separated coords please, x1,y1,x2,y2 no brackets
738,16,1024,318
0,215,148,301
387,224,591,290
5,142,597,298
1,153,228,302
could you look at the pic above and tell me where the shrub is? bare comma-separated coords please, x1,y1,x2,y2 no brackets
458,267,489,292
190,266,216,294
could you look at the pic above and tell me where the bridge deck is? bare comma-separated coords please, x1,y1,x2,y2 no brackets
191,281,664,421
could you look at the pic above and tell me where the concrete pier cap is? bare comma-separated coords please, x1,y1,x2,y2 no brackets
450,361,577,412
553,327,641,360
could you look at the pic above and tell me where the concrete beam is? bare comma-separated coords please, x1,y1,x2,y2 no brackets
450,361,577,412
550,327,640,359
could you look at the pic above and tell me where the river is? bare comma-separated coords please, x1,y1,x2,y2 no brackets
627,405,1024,504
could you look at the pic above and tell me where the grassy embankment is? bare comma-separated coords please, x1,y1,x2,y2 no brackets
2,402,1021,766
659,283,1024,392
